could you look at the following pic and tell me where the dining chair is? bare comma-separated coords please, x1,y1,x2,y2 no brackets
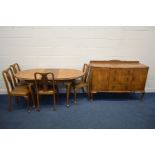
34,72,56,111
2,67,34,112
72,64,90,103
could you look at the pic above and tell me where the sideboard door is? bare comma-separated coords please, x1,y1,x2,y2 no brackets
90,67,109,93
131,68,149,91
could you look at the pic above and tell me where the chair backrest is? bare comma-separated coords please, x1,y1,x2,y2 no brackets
2,67,15,94
10,63,21,73
82,64,90,83
10,63,21,86
34,72,56,92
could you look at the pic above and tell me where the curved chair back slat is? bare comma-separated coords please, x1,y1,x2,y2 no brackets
2,68,15,94
10,63,21,86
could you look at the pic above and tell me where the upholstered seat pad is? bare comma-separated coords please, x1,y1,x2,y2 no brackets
38,90,55,95
74,81,87,88
17,80,27,86
10,85,29,96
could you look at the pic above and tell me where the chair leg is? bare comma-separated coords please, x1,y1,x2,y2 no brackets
15,97,19,104
55,86,59,102
82,87,85,94
56,85,59,94
8,96,12,112
24,96,31,112
53,94,56,111
29,85,35,108
36,94,40,111
86,86,90,100
74,88,77,104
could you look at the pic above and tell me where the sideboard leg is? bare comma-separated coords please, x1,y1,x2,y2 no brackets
90,93,93,101
140,92,145,101
87,90,90,101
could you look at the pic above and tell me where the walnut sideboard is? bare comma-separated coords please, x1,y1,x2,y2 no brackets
88,60,149,100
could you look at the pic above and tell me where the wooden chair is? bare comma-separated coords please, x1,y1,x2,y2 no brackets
72,64,90,103
34,72,56,111
2,67,34,112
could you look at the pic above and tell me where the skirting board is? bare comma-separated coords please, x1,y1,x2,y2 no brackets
0,88,155,94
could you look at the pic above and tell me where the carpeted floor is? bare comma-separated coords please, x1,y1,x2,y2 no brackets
0,93,155,129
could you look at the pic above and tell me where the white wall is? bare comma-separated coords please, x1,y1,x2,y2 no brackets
0,26,155,93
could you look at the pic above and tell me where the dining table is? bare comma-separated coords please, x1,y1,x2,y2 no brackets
15,68,84,107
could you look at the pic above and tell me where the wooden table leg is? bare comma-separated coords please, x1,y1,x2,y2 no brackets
65,82,71,107
28,83,35,108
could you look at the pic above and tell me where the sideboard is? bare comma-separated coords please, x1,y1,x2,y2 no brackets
89,60,149,100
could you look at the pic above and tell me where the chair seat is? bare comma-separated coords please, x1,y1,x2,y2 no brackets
74,81,87,88
38,89,55,95
17,80,27,86
10,85,30,96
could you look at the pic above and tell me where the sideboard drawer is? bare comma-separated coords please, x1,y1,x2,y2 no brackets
109,68,133,83
109,84,130,91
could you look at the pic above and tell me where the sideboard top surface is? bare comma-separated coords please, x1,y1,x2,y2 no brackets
90,60,149,68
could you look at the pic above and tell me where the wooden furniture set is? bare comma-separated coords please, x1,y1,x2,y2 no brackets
2,64,85,111
15,68,84,108
2,60,149,112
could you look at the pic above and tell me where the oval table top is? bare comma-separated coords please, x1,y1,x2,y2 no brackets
15,68,84,81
